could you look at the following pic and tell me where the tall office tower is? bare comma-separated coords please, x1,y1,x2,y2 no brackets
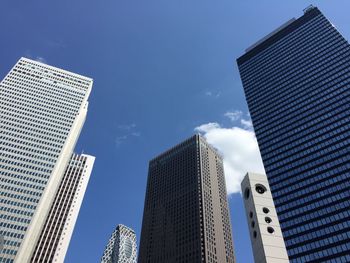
138,135,235,263
237,5,350,262
0,57,92,262
101,224,137,263
31,153,95,263
241,173,288,263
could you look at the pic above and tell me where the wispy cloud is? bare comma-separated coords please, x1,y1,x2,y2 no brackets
204,90,221,98
224,110,243,122
115,135,128,146
115,123,140,147
195,114,264,195
35,56,47,64
118,123,136,130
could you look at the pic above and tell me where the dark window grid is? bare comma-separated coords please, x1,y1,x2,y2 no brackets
269,145,350,189
289,239,350,261
286,217,350,247
277,179,350,214
266,126,350,172
251,66,350,143
274,164,350,204
262,109,349,163
278,190,350,223
243,31,346,103
266,140,350,182
254,69,350,141
243,26,342,94
239,14,326,75
265,142,349,185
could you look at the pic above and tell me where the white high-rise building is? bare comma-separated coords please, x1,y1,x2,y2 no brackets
0,57,93,262
31,153,95,263
101,224,137,263
241,173,289,263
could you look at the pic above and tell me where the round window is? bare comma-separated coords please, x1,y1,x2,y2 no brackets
253,231,257,238
255,184,267,194
265,217,272,224
262,207,270,214
267,227,275,234
249,211,253,218
251,221,255,228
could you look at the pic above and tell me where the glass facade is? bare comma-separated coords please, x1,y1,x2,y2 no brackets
237,7,350,263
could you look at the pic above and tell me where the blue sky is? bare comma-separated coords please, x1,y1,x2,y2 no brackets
1,1,350,262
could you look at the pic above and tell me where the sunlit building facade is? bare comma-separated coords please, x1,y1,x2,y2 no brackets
31,153,95,263
0,57,92,262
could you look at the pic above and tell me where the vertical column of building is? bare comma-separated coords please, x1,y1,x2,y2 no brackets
237,6,350,262
30,153,95,263
0,57,92,263
241,173,288,263
198,137,235,263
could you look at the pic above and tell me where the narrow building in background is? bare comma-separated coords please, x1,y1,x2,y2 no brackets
138,135,235,263
241,173,288,263
0,57,92,262
237,6,350,262
101,224,137,263
31,153,95,263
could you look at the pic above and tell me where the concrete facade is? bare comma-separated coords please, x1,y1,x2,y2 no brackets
241,173,289,263
0,57,92,262
31,154,95,263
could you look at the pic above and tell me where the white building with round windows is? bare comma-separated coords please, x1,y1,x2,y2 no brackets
101,224,137,263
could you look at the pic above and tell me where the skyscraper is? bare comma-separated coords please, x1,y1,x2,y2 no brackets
31,153,95,263
241,173,288,263
138,135,235,263
0,57,92,262
237,6,350,262
101,224,137,263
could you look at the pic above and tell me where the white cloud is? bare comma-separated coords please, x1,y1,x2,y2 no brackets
195,122,265,195
240,118,253,130
205,91,213,96
35,56,47,64
224,110,243,122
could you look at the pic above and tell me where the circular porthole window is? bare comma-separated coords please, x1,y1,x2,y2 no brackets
251,221,255,228
267,227,275,234
249,211,253,218
253,231,257,238
265,217,272,224
244,188,250,200
262,207,270,214
255,184,267,194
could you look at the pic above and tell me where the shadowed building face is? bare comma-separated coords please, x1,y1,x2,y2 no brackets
138,135,235,263
237,6,350,263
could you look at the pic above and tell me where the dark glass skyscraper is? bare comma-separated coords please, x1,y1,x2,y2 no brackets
138,135,235,263
237,6,350,262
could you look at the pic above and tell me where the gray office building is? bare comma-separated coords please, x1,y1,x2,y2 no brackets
138,135,235,263
237,6,350,262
